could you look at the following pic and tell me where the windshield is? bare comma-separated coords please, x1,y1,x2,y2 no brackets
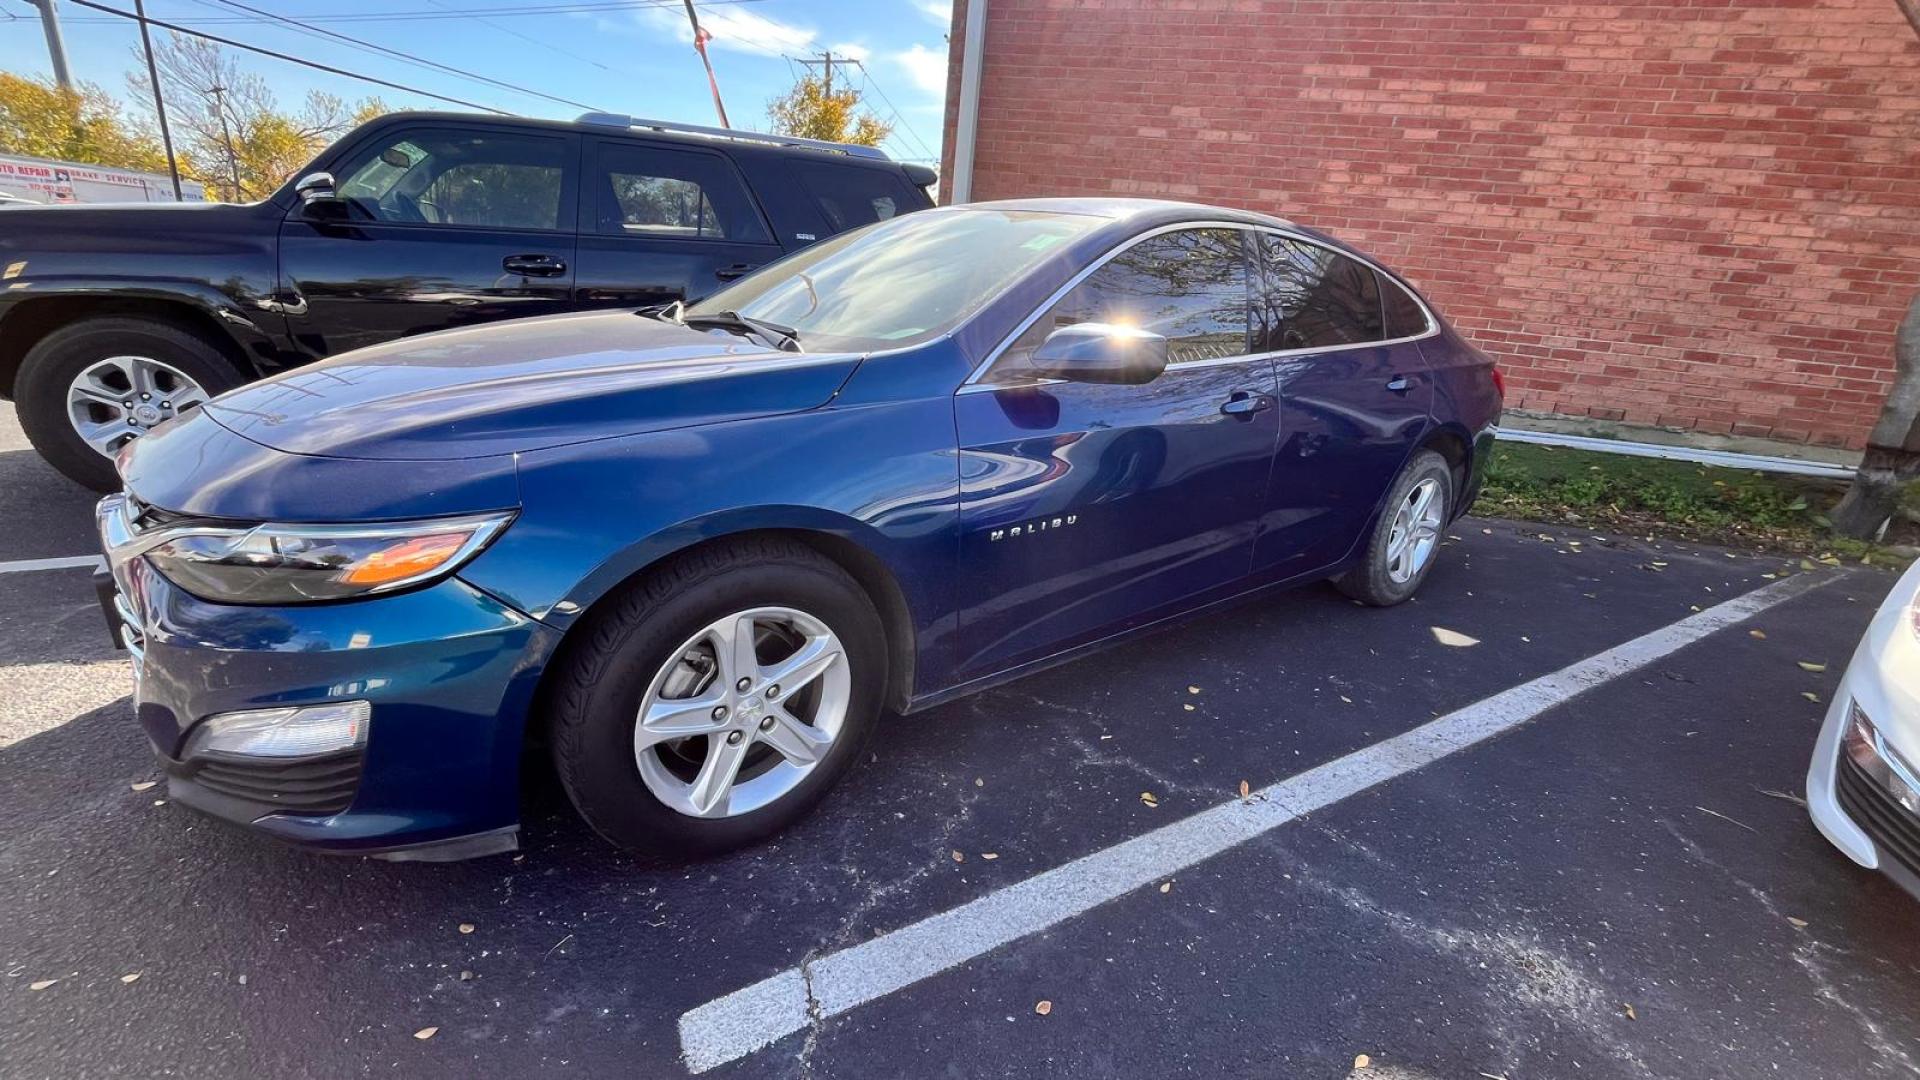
684,208,1106,352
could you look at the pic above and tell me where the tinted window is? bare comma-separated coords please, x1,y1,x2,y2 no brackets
1254,236,1384,351
592,142,771,244
337,129,567,230
1379,271,1430,338
789,159,926,233
685,208,1103,352
1001,228,1251,373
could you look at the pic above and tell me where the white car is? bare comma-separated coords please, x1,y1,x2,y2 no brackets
1808,557,1920,898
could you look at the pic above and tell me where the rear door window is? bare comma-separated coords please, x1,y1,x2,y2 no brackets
1378,271,1431,338
1254,236,1385,351
591,141,772,244
787,159,929,234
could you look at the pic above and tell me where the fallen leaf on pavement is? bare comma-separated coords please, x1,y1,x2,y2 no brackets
1749,630,1767,640
1787,917,1809,929
1238,780,1250,800
28,979,56,991
951,850,964,863
459,970,474,981
1431,627,1480,647
457,923,475,935
1182,704,1195,712
1139,792,1159,808
1034,1000,1052,1016
1797,661,1827,673
1159,881,1171,893
981,852,998,860
1187,685,1200,695
1623,1003,1637,1021
129,781,156,792
414,1026,439,1040
1353,1053,1372,1069
1802,692,1820,703
119,973,140,984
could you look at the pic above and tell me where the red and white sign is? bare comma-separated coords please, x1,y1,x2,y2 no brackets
0,154,206,205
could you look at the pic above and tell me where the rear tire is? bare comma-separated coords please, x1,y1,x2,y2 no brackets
1335,449,1454,607
549,537,887,857
14,317,244,491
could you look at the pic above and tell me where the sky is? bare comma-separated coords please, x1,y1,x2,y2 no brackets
0,0,951,165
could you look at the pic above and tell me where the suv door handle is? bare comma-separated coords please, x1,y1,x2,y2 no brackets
1385,374,1412,393
502,254,566,277
714,262,760,281
1220,390,1273,419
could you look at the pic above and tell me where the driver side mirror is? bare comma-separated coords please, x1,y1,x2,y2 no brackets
293,172,345,216
1030,323,1169,385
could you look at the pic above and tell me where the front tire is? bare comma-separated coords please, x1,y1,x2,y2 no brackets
1335,449,1454,607
14,317,244,491
549,538,887,857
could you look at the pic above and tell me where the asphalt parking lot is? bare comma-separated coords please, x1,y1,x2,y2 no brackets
1,403,1917,1080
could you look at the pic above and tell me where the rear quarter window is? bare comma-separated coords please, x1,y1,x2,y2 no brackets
1378,271,1432,339
787,159,929,235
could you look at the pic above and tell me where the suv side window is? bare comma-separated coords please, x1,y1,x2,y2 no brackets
1378,270,1431,339
998,227,1251,377
335,129,570,231
1254,235,1384,352
787,159,926,234
592,141,772,244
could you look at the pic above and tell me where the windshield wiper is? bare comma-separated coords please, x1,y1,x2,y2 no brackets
682,310,802,352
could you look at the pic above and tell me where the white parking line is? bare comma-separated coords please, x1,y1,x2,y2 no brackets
677,571,1834,1072
0,555,103,575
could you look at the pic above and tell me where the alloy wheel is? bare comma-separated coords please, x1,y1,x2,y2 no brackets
1385,477,1444,584
66,355,211,459
634,606,851,819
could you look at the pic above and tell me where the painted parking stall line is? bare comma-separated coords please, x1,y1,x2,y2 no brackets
678,570,1835,1073
0,555,103,575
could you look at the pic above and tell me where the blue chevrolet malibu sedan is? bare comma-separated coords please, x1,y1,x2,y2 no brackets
96,198,1502,860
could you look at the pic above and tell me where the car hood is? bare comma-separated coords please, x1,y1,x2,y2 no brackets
203,310,863,460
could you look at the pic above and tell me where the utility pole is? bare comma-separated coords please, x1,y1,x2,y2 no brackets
796,51,853,98
24,0,73,90
208,84,243,199
680,0,731,128
132,0,185,202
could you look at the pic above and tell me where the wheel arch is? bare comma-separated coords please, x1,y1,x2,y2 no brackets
1416,422,1478,515
0,288,268,398
529,519,922,751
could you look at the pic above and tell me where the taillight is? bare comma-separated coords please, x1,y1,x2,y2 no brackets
1489,364,1507,400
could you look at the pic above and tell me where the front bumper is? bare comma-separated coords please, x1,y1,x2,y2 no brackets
1806,563,1920,900
98,542,561,860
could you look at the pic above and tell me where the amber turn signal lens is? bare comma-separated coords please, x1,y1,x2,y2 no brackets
337,532,473,586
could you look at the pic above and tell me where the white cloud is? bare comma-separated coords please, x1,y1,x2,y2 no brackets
638,6,819,58
894,42,948,96
914,0,952,26
826,42,873,64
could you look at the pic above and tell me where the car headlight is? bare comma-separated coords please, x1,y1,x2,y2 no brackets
146,512,513,604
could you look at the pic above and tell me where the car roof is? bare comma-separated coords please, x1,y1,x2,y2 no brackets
368,110,910,171
959,196,1297,231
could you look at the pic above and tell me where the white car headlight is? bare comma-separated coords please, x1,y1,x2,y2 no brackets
184,701,370,760
145,512,513,604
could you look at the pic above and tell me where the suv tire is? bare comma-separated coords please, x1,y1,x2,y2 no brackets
15,317,244,491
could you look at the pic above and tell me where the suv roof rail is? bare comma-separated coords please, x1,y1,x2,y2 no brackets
575,113,892,162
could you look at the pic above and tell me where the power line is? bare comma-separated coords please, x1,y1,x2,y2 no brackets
192,0,602,113
422,0,615,75
56,0,773,24
62,0,513,114
853,59,938,162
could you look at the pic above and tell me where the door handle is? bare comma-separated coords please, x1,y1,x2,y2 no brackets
714,262,760,281
1385,374,1412,393
1220,391,1273,419
502,254,567,277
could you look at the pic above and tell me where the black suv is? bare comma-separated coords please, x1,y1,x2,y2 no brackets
0,111,935,489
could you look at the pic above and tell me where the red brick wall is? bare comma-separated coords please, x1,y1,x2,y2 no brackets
940,0,1920,449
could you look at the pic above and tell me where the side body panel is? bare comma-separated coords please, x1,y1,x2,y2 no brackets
951,364,1281,678
1418,327,1505,511
455,341,970,695
1253,339,1434,577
